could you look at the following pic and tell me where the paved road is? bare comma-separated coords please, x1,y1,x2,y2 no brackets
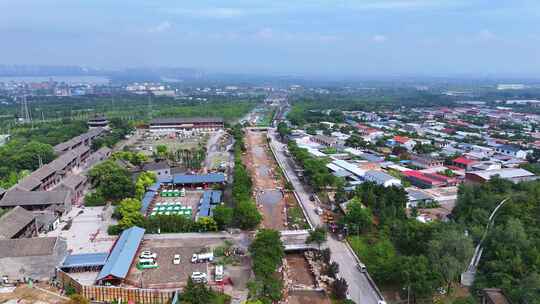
267,128,383,304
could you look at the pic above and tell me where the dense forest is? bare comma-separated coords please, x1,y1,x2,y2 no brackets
453,178,540,303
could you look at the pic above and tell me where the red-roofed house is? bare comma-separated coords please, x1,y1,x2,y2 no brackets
453,156,478,171
404,170,458,189
388,136,416,151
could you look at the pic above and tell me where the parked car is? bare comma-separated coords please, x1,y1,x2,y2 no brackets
173,254,181,265
191,272,208,283
140,251,157,259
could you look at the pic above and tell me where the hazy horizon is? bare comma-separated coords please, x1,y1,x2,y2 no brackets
1,1,540,78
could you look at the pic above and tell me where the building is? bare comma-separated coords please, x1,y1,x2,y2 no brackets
88,115,109,128
54,128,105,155
480,288,512,304
141,161,171,179
172,173,226,188
149,117,224,134
387,136,416,151
453,156,478,171
404,170,458,189
96,226,145,285
495,144,529,159
410,154,444,169
311,134,338,147
0,237,67,282
466,168,537,184
364,170,402,187
0,206,38,239
0,190,72,214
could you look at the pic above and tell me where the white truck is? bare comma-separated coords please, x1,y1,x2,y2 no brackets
191,252,214,263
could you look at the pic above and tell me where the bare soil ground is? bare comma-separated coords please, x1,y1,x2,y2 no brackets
286,253,316,287
288,290,331,304
0,285,68,304
244,130,287,230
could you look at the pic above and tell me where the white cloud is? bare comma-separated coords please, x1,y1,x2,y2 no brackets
166,7,245,19
372,35,388,43
148,21,172,33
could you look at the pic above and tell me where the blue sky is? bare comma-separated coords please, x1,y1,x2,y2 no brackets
1,0,539,77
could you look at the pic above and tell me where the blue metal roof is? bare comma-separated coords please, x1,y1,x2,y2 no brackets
172,173,225,185
96,226,145,282
148,182,161,192
140,191,157,213
61,253,108,268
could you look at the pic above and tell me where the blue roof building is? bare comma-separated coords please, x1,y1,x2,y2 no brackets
172,173,225,186
96,226,145,284
140,191,157,214
61,253,109,270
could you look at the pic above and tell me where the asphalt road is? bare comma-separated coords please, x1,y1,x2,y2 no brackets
267,128,383,304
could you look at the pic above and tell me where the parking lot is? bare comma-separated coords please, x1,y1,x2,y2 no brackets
132,131,209,157
125,233,251,291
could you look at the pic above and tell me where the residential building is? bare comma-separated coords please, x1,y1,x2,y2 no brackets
466,168,537,183
0,190,72,214
0,206,38,239
410,154,444,169
311,134,338,147
495,144,530,159
453,156,478,171
364,170,402,187
404,170,458,189
387,136,416,151
141,161,171,179
149,117,224,134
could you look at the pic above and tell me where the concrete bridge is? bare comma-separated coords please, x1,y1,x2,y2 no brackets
280,230,320,251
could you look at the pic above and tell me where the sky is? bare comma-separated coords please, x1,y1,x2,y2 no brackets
1,0,540,78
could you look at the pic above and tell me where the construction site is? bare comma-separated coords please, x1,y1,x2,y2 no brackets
243,129,307,230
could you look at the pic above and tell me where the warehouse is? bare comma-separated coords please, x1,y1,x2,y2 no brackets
149,117,224,134
96,226,145,286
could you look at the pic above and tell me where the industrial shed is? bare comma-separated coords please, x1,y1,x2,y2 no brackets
96,226,145,285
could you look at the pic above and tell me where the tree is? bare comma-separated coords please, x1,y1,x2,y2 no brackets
345,134,368,148
250,229,285,277
195,217,218,232
156,144,168,159
234,200,262,230
277,122,290,141
332,278,349,300
88,160,135,202
306,226,327,248
181,278,215,304
212,205,234,229
342,198,372,235
135,171,157,199
399,255,440,303
428,228,474,293
326,261,339,278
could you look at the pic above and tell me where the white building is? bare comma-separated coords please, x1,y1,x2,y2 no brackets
364,170,402,187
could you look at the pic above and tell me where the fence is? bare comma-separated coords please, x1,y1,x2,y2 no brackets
57,270,178,304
